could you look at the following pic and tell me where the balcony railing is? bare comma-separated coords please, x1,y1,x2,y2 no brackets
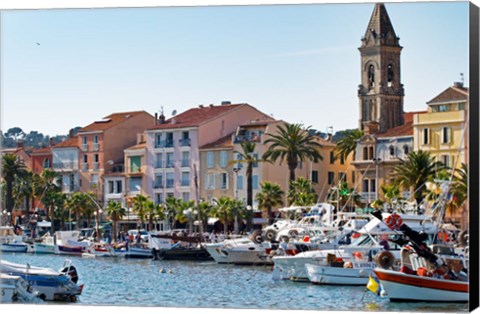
179,138,191,147
93,162,99,171
154,139,174,148
53,162,78,171
81,163,88,171
93,143,100,151
81,144,88,151
234,134,261,143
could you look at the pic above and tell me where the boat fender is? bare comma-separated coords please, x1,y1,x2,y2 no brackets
458,230,468,247
250,230,263,244
265,229,277,241
288,229,299,238
437,231,449,242
375,251,395,269
358,269,367,277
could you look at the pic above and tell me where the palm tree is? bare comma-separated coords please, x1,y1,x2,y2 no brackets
153,203,166,230
144,199,156,231
81,193,98,229
392,150,443,206
12,170,35,221
378,183,403,212
212,196,234,234
234,141,261,209
37,169,62,232
165,197,180,230
287,177,317,206
174,199,195,234
132,194,149,229
197,201,213,234
334,129,364,160
2,154,26,215
105,200,126,241
66,192,88,230
263,123,323,192
255,182,284,225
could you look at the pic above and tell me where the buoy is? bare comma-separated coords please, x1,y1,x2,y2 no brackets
303,235,310,242
168,269,173,274
385,214,403,230
437,231,449,242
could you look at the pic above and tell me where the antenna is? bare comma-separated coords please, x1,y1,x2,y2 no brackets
172,109,177,116
460,73,464,84
160,106,164,115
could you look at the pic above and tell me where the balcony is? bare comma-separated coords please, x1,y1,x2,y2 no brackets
93,162,99,171
154,139,174,148
81,144,88,151
179,138,191,147
53,161,78,171
234,134,261,144
93,143,100,151
81,163,88,171
165,139,174,148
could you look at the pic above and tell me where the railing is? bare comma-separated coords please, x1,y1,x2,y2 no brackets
234,135,261,143
93,143,100,151
165,139,174,148
179,138,191,147
81,144,88,151
53,162,78,171
154,139,174,148
81,163,88,171
93,162,99,171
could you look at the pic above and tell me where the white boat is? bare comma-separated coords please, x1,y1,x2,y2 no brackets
0,259,83,302
225,241,275,265
0,274,43,303
1,242,28,253
124,244,153,258
204,237,255,264
305,260,376,285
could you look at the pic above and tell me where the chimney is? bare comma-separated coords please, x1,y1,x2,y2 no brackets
154,113,158,125
199,104,204,108
17,140,24,148
209,104,214,108
49,138,55,146
453,82,464,88
137,133,145,144
221,101,231,106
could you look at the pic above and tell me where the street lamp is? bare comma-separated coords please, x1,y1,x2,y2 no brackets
246,205,252,232
193,209,198,234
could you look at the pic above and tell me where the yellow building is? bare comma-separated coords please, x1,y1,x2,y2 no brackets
413,82,469,169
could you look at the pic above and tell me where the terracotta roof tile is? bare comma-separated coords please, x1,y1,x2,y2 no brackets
54,136,79,148
147,104,248,130
200,133,234,150
30,147,52,155
427,85,469,104
378,111,426,138
79,111,151,132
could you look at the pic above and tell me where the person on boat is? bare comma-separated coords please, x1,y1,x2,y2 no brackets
209,231,216,243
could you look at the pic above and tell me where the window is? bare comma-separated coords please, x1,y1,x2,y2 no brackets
423,128,429,145
363,179,369,193
108,180,122,194
83,155,88,163
130,156,141,172
180,131,190,146
370,179,376,193
116,180,122,194
207,152,215,168
352,171,356,183
311,171,318,183
181,172,190,186
340,154,345,165
236,154,243,169
442,155,450,168
438,104,451,112
154,174,163,189
252,175,259,190
156,153,163,168
220,151,228,167
387,64,394,87
368,64,375,87
165,132,174,147
182,192,190,202
108,181,114,194
155,133,163,148
458,103,466,111
130,177,141,192
205,173,215,190
93,135,99,151
155,193,164,204
442,127,451,144
330,151,335,164
389,145,395,157
403,145,409,155
166,192,174,199
369,147,374,160
219,172,229,189
43,158,51,168
363,147,368,160
328,172,335,185
181,151,190,167
338,172,347,182
166,173,174,188
82,136,87,144
237,175,244,190
166,153,174,168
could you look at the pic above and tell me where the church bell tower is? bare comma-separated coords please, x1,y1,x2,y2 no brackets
358,3,404,133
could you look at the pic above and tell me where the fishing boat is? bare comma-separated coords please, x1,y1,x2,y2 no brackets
1,242,28,253
0,259,83,302
305,259,377,285
0,274,43,303
124,244,153,258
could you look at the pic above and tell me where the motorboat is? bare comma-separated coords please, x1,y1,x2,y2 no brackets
0,274,43,303
0,259,83,302
225,241,275,266
271,213,437,281
305,259,377,285
1,242,28,253
123,244,153,258
204,237,256,264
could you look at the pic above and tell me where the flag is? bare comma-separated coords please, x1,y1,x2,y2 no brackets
366,275,380,295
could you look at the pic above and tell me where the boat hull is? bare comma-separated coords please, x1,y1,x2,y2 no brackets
227,249,273,266
1,243,28,253
124,247,152,258
374,268,469,302
55,245,85,256
34,243,56,254
305,263,373,285
155,247,213,261
205,243,229,263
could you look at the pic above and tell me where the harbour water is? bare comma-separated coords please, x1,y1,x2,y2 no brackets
0,252,468,312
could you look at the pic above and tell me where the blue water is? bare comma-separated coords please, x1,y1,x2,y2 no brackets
0,252,468,312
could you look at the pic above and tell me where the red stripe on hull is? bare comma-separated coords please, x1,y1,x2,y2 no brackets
374,269,468,293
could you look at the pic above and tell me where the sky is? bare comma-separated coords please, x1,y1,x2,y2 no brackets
0,0,470,137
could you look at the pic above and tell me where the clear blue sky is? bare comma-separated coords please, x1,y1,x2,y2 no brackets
1,1,470,136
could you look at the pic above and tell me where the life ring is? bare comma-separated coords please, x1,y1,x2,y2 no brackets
250,230,263,244
264,229,277,241
458,230,468,247
352,251,363,260
375,251,395,269
385,214,403,230
303,235,310,242
288,229,299,238
437,231,449,242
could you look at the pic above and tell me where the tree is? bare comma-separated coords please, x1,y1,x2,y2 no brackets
197,201,213,234
2,154,27,215
255,182,284,225
132,194,149,229
105,200,126,241
5,127,25,142
263,123,323,192
174,199,195,234
392,150,444,206
233,141,262,230
12,170,35,219
81,193,98,229
36,169,62,232
66,192,88,230
211,196,235,234
334,129,364,160
144,200,156,231
165,197,180,230
287,177,317,206
378,183,403,212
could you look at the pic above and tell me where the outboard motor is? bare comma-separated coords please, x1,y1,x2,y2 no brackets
60,265,79,284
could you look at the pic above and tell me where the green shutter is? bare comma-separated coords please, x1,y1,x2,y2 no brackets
131,156,141,172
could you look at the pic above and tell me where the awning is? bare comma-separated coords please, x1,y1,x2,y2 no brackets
208,218,220,225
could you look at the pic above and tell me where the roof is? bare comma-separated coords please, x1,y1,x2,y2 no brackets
427,84,469,105
125,142,147,151
361,3,400,47
200,133,234,150
239,118,277,128
30,146,52,155
378,111,426,138
53,136,79,149
79,111,151,133
147,103,249,130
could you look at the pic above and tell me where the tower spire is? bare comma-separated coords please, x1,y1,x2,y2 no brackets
361,3,400,48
